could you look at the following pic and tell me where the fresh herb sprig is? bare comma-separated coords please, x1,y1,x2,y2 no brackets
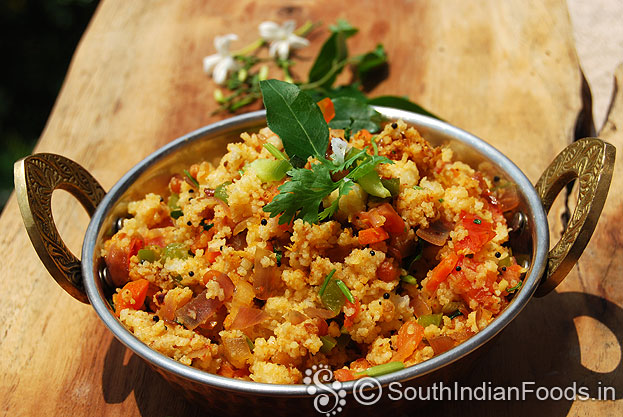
260,79,392,225
208,19,441,122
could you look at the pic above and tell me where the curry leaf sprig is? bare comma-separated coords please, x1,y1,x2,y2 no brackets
260,79,392,225
205,19,441,121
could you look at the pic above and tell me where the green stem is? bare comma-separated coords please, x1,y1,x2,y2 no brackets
295,20,317,37
299,58,353,91
233,39,265,56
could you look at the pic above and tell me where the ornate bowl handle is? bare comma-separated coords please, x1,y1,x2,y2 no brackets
14,153,106,303
534,138,616,296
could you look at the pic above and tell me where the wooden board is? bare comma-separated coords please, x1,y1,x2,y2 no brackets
1,0,620,415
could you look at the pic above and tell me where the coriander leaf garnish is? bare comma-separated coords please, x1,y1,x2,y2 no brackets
260,79,329,161
260,81,393,225
263,162,339,224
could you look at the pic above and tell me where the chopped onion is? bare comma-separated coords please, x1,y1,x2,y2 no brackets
253,247,282,300
428,335,455,355
222,335,252,369
416,221,451,246
105,243,130,287
205,196,231,216
233,218,251,236
203,271,235,301
411,293,432,317
496,184,520,212
230,306,270,330
304,307,338,320
175,290,222,330
285,310,308,325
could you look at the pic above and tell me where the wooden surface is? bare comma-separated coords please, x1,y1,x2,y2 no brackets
1,0,621,416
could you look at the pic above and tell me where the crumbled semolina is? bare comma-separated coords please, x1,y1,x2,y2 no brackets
103,120,524,384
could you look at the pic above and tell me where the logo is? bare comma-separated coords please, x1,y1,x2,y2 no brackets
304,365,384,415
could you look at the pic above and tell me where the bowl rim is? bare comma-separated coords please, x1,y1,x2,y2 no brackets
83,108,549,396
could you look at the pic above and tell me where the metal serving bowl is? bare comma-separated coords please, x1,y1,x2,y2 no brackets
14,108,615,415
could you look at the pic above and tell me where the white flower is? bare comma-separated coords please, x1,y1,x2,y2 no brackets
203,34,239,85
259,20,309,60
331,137,350,165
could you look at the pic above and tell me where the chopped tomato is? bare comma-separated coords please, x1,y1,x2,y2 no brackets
128,237,144,260
377,258,401,282
344,296,361,328
455,212,496,253
316,97,335,123
113,279,150,316
357,203,406,236
393,320,424,362
425,252,459,292
358,226,389,245
375,203,406,235
145,232,165,248
334,369,356,382
501,264,523,290
449,260,498,309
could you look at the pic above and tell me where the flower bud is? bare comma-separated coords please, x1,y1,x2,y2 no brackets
213,89,225,103
258,65,269,81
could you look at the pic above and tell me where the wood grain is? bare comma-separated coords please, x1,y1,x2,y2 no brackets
0,0,620,416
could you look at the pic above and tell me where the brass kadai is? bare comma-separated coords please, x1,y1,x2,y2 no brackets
534,137,615,296
14,153,105,303
13,109,616,415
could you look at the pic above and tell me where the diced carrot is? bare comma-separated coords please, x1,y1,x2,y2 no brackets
316,97,335,123
205,250,221,263
113,279,150,316
344,296,360,328
358,226,389,245
356,129,373,141
334,369,356,382
425,252,459,292
393,320,424,362
168,174,184,194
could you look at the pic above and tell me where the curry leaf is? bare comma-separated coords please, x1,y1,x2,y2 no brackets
308,84,368,103
353,44,388,79
260,79,329,161
308,20,358,88
367,95,443,121
329,97,384,134
329,19,358,36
